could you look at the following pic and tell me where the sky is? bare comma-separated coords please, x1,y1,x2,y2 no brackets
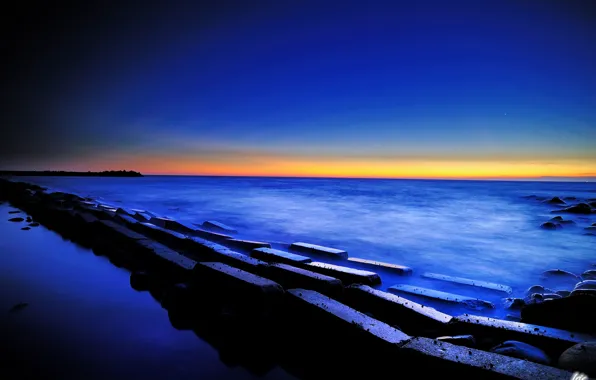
1,0,595,179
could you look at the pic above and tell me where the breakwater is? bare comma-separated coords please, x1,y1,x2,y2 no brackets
1,178,594,379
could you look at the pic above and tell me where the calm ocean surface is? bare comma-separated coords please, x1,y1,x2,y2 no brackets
23,176,596,294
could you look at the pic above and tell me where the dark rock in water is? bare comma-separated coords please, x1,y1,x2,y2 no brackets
28,222,39,227
573,280,596,292
8,210,21,214
525,293,544,305
545,197,565,205
585,226,596,232
8,217,24,222
521,294,596,333
549,216,575,224
26,216,32,222
558,342,596,377
130,271,151,291
556,203,592,214
540,222,560,230
556,290,571,297
542,269,579,279
542,293,562,300
581,270,596,281
503,297,525,310
490,340,551,365
525,285,553,296
21,227,30,230
550,216,563,221
592,222,596,226
9,302,29,312
436,335,476,348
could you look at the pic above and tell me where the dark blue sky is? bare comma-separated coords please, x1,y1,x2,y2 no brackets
2,0,595,177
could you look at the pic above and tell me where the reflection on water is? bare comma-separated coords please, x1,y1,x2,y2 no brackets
0,203,296,380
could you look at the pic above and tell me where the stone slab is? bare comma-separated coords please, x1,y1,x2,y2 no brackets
224,239,271,251
185,236,268,274
422,272,513,294
251,247,312,265
348,257,412,275
304,262,381,286
344,284,452,335
135,238,197,271
289,242,347,259
388,285,494,310
202,220,238,234
266,263,343,297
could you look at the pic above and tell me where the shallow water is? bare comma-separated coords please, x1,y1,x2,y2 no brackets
0,203,296,380
16,176,596,316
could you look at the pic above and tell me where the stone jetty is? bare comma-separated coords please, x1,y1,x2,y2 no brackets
1,177,593,379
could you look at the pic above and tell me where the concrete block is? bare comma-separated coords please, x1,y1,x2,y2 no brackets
191,228,232,242
285,289,410,356
266,263,343,297
224,239,271,251
289,242,347,259
185,237,268,274
251,247,312,265
135,239,197,271
193,262,284,316
348,257,412,275
449,314,596,357
421,272,513,294
202,220,237,234
388,285,494,310
96,220,147,242
344,285,452,335
304,262,381,286
132,222,187,249
399,337,573,379
114,213,138,226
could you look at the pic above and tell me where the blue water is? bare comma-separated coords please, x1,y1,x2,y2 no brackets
18,176,596,314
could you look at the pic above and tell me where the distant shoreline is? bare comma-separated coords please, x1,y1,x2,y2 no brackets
0,170,143,177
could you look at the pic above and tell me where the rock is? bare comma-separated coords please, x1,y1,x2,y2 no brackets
8,210,21,214
590,202,596,208
9,302,29,312
582,270,596,281
130,271,151,290
521,293,596,333
574,280,596,291
556,203,593,214
21,227,30,230
556,290,571,297
542,293,562,300
525,285,551,295
585,226,596,232
525,293,544,305
490,340,551,365
503,298,525,310
542,269,579,279
550,216,564,221
540,222,560,230
545,197,565,205
8,217,24,222
28,222,39,227
558,342,596,377
26,216,32,222
436,335,476,348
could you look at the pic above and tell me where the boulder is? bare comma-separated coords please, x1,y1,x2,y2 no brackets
490,340,551,365
525,285,553,296
558,342,596,377
574,280,596,291
521,293,596,333
550,216,563,221
8,217,24,222
545,197,565,205
542,269,579,279
503,298,525,310
542,293,562,300
540,222,561,230
556,203,592,214
582,270,596,281
436,335,476,348
525,293,544,305
549,216,575,224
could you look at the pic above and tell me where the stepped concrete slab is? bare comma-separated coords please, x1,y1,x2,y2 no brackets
202,220,237,234
289,242,347,259
224,239,271,251
286,289,410,353
191,228,232,242
348,257,412,275
251,247,312,265
422,272,513,294
344,285,452,335
304,262,381,286
449,315,596,357
185,237,268,274
193,262,284,315
135,239,197,271
266,263,343,297
95,220,147,242
149,216,198,235
115,207,135,216
388,285,494,310
72,211,99,225
131,222,188,250
114,213,138,226
132,212,151,222
399,337,573,379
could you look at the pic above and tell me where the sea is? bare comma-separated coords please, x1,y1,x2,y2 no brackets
15,176,596,312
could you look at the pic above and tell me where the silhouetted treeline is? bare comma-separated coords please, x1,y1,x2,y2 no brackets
0,170,143,177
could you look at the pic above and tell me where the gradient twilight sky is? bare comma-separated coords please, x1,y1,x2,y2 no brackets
2,0,596,178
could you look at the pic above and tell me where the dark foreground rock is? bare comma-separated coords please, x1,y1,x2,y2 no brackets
545,197,565,205
8,217,24,222
558,342,596,377
554,203,592,214
521,294,596,334
541,222,561,230
490,340,551,365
